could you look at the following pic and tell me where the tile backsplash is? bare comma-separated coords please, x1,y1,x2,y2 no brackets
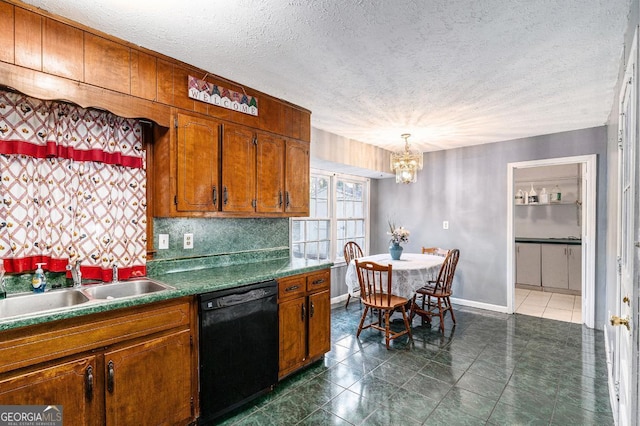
151,217,290,260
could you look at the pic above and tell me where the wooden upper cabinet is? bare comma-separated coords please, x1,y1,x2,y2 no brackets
221,123,256,213
43,18,83,80
256,132,285,213
176,113,220,212
285,139,310,215
84,33,131,94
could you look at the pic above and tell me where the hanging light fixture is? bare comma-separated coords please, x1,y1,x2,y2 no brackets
390,133,423,184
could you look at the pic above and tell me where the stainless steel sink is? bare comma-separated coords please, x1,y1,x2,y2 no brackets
0,290,90,319
81,279,173,299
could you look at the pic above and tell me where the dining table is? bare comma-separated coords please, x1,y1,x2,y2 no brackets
344,252,445,301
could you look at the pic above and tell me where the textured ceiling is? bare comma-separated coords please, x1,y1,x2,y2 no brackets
20,0,630,153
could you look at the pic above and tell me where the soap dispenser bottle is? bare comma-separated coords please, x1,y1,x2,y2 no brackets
0,261,6,299
32,263,47,293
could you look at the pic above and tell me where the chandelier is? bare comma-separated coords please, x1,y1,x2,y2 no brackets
390,133,423,184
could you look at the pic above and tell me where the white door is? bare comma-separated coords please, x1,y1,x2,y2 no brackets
614,28,638,426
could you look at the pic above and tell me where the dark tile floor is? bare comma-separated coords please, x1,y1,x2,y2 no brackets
218,304,613,425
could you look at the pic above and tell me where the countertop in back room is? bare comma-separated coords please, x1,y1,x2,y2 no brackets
515,237,581,245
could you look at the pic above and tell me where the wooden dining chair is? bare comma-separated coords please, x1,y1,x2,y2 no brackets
343,241,364,308
422,247,450,257
411,249,460,333
355,259,413,349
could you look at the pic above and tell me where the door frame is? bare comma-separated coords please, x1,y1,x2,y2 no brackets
506,154,597,328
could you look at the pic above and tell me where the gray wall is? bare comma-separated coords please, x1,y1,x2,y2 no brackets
369,126,608,325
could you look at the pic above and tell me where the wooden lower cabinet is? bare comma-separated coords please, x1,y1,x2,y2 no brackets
105,329,192,425
278,269,331,379
0,355,99,425
0,298,197,425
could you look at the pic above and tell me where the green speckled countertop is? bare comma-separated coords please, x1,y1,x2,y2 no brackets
515,237,581,245
0,257,332,332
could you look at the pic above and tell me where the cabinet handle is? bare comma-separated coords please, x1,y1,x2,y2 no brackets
85,365,94,401
310,301,315,318
107,360,115,394
285,285,300,292
301,303,306,322
223,186,228,205
278,191,283,207
311,278,325,286
212,186,217,205
286,191,290,208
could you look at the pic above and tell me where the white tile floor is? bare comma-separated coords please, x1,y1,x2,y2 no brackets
515,288,582,323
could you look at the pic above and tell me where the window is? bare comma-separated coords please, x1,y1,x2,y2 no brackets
291,170,369,263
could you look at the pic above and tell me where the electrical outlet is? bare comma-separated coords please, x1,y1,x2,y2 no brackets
158,234,169,250
183,233,194,249
443,221,449,230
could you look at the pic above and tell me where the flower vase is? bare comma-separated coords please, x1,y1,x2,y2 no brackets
389,242,403,260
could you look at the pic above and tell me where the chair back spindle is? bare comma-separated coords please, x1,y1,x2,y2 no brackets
343,241,364,308
355,260,392,307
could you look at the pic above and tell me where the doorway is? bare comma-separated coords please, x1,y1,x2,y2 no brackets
506,155,597,328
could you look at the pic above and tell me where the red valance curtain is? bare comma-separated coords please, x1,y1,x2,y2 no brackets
0,90,146,281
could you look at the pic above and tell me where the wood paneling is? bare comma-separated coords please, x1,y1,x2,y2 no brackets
43,17,83,80
156,59,174,105
130,49,157,101
259,96,283,134
171,64,195,110
14,7,41,70
0,2,14,63
0,61,171,127
84,33,130,93
300,110,311,142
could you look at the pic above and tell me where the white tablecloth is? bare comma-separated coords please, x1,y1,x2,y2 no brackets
344,253,445,300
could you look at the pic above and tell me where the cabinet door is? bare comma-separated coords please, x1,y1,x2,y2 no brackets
221,124,256,212
104,329,193,426
256,132,285,212
0,355,100,426
279,296,307,375
568,245,582,291
515,243,541,286
284,139,309,215
541,244,569,289
176,113,220,212
308,290,331,360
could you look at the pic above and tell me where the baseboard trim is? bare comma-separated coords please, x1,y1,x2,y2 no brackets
449,297,509,314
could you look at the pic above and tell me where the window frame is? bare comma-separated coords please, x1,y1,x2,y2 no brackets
290,169,370,264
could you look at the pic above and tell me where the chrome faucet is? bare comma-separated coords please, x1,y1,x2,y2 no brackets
67,259,82,288
112,262,119,283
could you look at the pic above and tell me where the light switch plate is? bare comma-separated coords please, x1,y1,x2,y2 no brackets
443,221,449,230
158,234,169,250
184,233,193,249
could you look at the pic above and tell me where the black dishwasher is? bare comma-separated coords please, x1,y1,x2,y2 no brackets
198,280,278,424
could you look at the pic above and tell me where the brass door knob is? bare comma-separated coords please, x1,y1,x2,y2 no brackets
610,315,631,331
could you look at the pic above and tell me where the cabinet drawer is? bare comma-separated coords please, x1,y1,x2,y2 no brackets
278,276,306,301
0,298,191,375
306,270,330,292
